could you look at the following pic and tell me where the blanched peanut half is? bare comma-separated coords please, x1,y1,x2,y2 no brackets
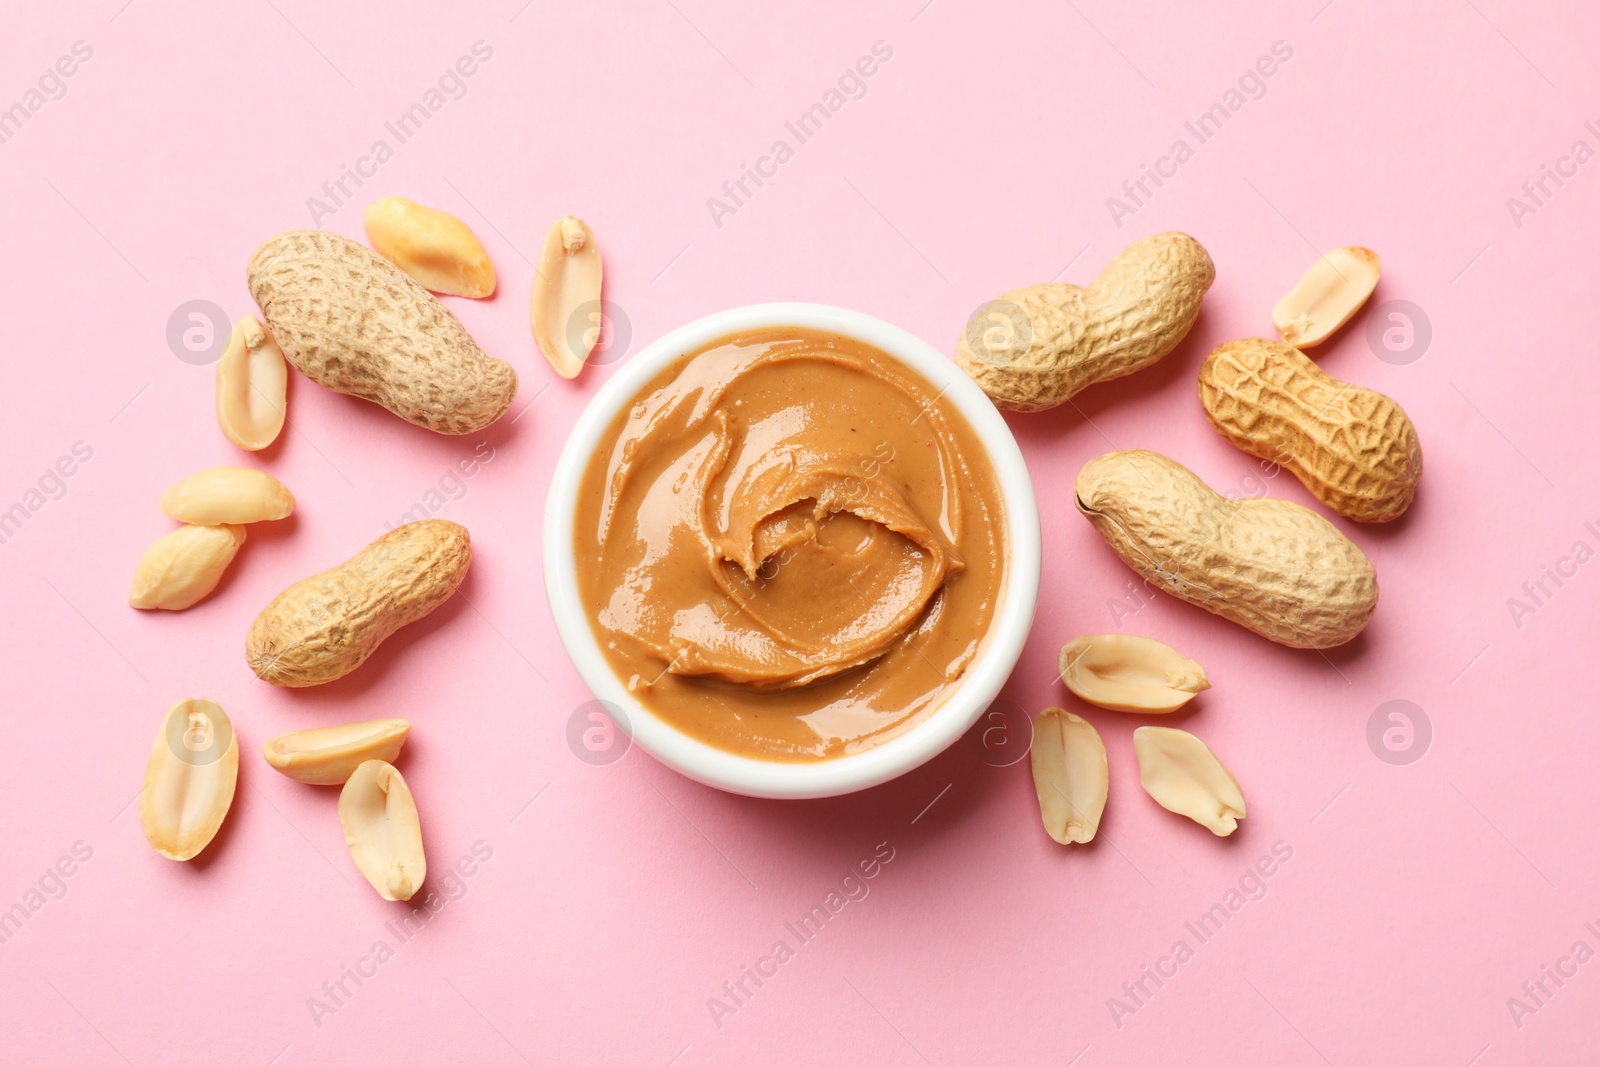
1133,726,1245,837
364,196,496,298
160,467,295,525
531,214,603,379
264,719,411,786
1029,708,1108,845
129,524,246,610
1272,246,1381,348
139,698,239,861
1060,634,1210,714
339,760,426,901
216,315,288,451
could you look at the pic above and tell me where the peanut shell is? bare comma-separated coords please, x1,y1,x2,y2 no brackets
955,232,1215,411
246,519,471,687
1074,449,1377,648
247,230,516,434
1199,337,1422,523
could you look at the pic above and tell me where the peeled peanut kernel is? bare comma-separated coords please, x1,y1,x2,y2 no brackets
129,524,246,610
363,196,496,298
339,760,426,901
1060,634,1210,714
263,719,411,786
139,698,239,861
1030,708,1108,844
1133,726,1245,836
1272,246,1381,349
160,467,295,525
216,315,288,451
531,214,603,379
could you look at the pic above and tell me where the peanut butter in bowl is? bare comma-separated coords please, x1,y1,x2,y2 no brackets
573,327,1008,761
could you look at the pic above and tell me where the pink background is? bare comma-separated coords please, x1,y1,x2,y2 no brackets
3,0,1597,1063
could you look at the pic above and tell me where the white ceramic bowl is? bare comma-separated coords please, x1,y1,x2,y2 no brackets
543,303,1041,798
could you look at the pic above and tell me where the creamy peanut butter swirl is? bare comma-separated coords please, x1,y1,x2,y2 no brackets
576,328,1006,761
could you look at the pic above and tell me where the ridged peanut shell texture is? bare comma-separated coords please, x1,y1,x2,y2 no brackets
1199,338,1422,523
955,232,1215,411
1075,450,1377,648
247,230,516,434
246,520,471,687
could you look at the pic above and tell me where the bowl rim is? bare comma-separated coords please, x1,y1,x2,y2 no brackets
542,302,1041,799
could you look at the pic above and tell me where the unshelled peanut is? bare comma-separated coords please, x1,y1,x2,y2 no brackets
955,232,1215,411
1074,449,1378,648
246,519,471,687
1199,337,1422,523
248,231,517,434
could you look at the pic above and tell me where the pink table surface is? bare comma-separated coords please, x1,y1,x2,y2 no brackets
3,0,1597,1063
